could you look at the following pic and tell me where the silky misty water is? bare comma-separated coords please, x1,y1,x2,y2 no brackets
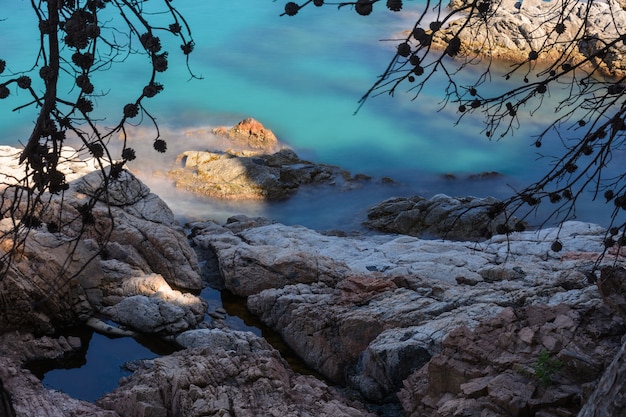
3,1,615,228
2,0,620,403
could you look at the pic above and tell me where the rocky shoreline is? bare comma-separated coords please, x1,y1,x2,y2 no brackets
0,139,624,416
431,0,626,77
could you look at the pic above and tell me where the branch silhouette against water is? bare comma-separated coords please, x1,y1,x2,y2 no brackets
284,0,626,265
0,0,197,290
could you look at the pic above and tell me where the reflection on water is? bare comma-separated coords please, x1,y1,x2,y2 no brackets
31,288,321,402
26,326,179,402
215,288,326,379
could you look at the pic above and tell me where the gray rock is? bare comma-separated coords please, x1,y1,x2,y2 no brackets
75,168,151,206
103,294,203,335
168,148,365,201
97,330,376,417
439,0,626,77
364,194,518,240
191,218,619,404
175,328,257,350
0,146,203,335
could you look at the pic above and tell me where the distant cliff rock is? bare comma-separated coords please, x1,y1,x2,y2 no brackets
431,0,626,77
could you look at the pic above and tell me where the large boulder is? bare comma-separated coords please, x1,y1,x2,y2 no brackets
0,146,204,336
168,148,365,200
364,194,518,240
97,328,376,417
188,220,350,296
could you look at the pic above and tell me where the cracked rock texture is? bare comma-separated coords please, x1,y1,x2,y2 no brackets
192,216,626,414
97,329,376,417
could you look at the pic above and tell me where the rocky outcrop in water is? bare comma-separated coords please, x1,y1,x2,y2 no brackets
168,148,368,200
364,194,518,240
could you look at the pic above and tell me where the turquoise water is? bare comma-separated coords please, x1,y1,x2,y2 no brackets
2,0,617,404
0,1,585,230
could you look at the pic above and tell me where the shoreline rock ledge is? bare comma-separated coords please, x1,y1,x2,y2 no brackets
0,143,624,416
0,145,382,417
191,216,626,415
364,194,519,240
